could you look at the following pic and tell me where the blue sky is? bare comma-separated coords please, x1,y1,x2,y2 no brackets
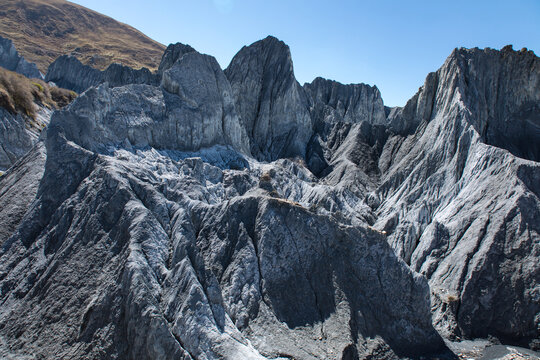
71,0,540,107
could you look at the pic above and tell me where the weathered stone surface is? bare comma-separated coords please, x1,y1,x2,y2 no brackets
45,55,159,93
0,37,538,359
0,143,46,243
49,55,250,156
0,114,447,359
373,46,540,345
225,36,312,161
304,77,386,128
158,42,196,74
0,107,51,171
303,77,389,193
0,35,42,79
160,51,250,155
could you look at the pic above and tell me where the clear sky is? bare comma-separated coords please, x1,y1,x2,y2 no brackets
71,0,540,107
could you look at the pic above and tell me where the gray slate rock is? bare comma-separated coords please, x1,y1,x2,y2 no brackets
374,46,540,345
225,36,313,161
0,104,448,358
45,55,159,93
303,77,389,192
0,107,51,171
304,77,386,130
0,35,43,79
0,108,34,171
158,42,197,74
0,36,539,358
50,52,250,156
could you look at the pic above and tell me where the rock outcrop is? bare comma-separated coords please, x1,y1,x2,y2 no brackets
374,46,540,345
304,77,386,128
303,77,389,187
0,35,42,79
45,42,197,95
0,106,51,171
45,55,159,93
225,36,312,161
47,49,250,156
0,78,447,359
158,42,197,74
0,35,538,359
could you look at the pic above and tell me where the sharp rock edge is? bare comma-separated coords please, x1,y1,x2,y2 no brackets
0,35,43,79
0,35,53,171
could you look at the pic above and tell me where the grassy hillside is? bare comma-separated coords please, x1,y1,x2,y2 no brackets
0,0,166,73
0,67,76,118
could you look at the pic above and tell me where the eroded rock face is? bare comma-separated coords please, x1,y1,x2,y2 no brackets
304,77,386,128
45,41,197,95
374,47,540,344
0,35,42,79
160,51,250,154
49,52,250,156
0,98,446,359
303,77,389,189
0,37,539,358
45,55,159,93
0,107,51,171
0,108,34,170
225,36,312,161
158,42,197,74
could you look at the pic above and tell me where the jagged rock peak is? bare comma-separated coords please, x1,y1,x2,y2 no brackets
453,45,540,162
160,50,251,154
45,55,159,94
158,42,197,73
0,35,42,79
304,76,386,125
45,55,102,93
48,49,250,156
375,44,540,345
388,44,540,160
225,35,312,161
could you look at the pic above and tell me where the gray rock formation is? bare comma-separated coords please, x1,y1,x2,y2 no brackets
0,36,42,79
0,79,447,359
225,36,312,161
45,55,159,93
0,106,51,171
304,77,386,128
45,41,197,95
373,46,540,345
49,50,250,156
0,36,538,359
303,77,388,188
158,42,197,74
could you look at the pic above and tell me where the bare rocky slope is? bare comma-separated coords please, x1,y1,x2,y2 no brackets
0,34,538,360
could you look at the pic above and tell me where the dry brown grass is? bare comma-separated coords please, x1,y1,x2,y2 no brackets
0,67,76,118
0,0,166,73
260,171,272,182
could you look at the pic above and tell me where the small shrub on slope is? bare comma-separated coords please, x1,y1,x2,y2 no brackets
0,67,77,118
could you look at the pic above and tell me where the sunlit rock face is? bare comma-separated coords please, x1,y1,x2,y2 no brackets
0,37,538,359
45,55,160,93
376,46,540,343
225,36,313,161
0,35,42,79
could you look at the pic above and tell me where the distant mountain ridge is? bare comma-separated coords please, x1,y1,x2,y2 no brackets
0,0,166,73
